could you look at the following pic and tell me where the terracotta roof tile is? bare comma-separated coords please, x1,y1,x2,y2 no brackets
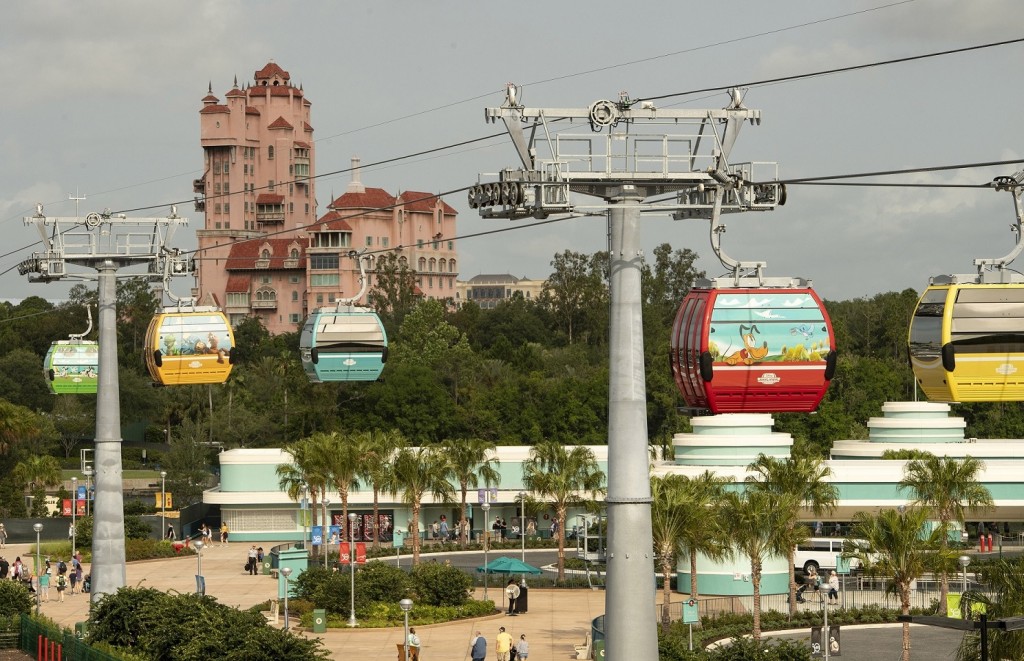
255,62,290,81
225,88,246,98
202,94,219,103
226,274,251,293
330,187,396,210
200,105,229,114
399,190,456,214
256,193,285,205
246,106,260,116
315,210,354,231
304,122,314,132
226,238,307,270
267,116,293,130
294,140,311,149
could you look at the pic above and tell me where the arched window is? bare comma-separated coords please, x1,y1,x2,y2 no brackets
399,256,409,269
429,258,437,273
261,249,271,259
268,146,275,160
290,248,299,259
418,257,427,271
439,258,447,272
449,259,457,272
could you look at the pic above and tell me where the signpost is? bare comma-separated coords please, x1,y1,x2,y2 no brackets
682,599,699,651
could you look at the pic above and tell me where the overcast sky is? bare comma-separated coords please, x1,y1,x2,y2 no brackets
2,0,1022,305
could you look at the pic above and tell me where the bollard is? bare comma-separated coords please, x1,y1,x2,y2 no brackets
988,534,994,552
37,635,42,660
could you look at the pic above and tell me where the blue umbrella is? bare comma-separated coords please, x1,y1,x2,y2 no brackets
476,556,542,575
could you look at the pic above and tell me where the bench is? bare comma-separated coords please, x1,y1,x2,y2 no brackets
264,600,279,625
574,631,592,659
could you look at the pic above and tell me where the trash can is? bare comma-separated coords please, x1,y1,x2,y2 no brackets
593,639,605,659
261,560,272,575
74,621,88,639
312,609,327,633
514,584,528,614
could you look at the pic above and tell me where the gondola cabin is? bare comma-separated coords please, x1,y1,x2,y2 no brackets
44,341,99,394
670,284,836,413
300,307,388,382
144,309,234,386
909,279,1024,402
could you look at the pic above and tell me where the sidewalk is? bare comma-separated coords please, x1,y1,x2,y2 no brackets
0,542,603,661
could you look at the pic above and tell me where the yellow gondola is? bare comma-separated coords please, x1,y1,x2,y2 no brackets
145,307,234,386
909,173,1024,402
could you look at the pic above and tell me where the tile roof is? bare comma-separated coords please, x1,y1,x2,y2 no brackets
399,190,457,214
255,194,285,205
202,94,219,103
303,122,314,132
255,62,290,81
226,274,251,293
330,187,396,211
200,105,229,114
246,106,260,116
250,86,303,98
225,88,246,98
293,140,311,149
267,116,293,130
226,238,307,270
314,210,354,232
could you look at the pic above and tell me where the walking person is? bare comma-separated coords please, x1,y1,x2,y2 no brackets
469,631,487,661
73,554,84,594
827,570,840,605
38,562,50,602
166,523,175,541
406,626,421,661
220,522,229,545
55,573,67,603
0,522,7,548
515,634,529,660
246,545,259,575
496,626,513,661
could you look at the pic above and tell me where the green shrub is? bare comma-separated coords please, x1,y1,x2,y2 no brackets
410,561,472,606
358,560,410,603
0,580,33,617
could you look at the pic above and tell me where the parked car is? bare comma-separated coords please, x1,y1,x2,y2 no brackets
794,537,866,574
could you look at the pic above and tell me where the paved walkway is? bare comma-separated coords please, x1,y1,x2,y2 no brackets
1,542,602,661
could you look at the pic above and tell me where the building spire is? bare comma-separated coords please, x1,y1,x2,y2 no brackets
347,156,365,194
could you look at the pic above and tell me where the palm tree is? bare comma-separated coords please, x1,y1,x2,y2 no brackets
899,453,993,612
847,507,948,661
322,432,362,539
0,400,42,455
720,489,800,642
440,437,500,548
388,446,455,564
357,429,405,550
277,435,333,545
522,442,605,581
957,554,1024,661
12,455,62,515
747,454,838,617
676,471,731,602
651,474,693,631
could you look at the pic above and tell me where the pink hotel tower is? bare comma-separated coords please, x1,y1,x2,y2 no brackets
194,61,458,334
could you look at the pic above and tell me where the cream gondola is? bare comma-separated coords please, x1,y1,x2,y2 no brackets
669,186,836,414
300,251,387,382
144,253,234,386
44,306,98,394
909,173,1024,402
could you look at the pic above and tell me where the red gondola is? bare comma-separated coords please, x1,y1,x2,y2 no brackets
670,280,837,414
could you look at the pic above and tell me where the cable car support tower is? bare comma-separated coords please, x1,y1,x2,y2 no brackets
471,85,784,659
20,205,191,603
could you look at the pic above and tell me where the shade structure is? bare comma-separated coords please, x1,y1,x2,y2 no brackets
476,556,542,575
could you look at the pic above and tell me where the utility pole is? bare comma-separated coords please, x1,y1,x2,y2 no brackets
472,85,781,660
20,206,190,603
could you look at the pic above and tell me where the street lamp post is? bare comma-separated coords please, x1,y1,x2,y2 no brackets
194,540,204,594
281,567,293,630
348,512,358,627
481,502,491,602
300,486,308,551
160,471,167,540
519,492,526,563
33,523,43,616
323,499,332,568
959,555,972,595
399,598,413,661
83,468,93,517
71,476,77,555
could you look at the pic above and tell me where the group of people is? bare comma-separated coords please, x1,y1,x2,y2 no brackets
0,552,86,604
795,565,841,604
469,627,529,661
428,515,468,542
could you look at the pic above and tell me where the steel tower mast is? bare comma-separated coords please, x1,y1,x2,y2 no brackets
471,86,782,659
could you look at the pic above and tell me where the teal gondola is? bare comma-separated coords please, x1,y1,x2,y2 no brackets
300,306,388,382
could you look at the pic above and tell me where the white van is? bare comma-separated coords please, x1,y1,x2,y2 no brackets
793,537,864,574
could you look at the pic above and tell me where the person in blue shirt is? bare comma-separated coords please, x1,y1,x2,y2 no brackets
470,631,486,661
